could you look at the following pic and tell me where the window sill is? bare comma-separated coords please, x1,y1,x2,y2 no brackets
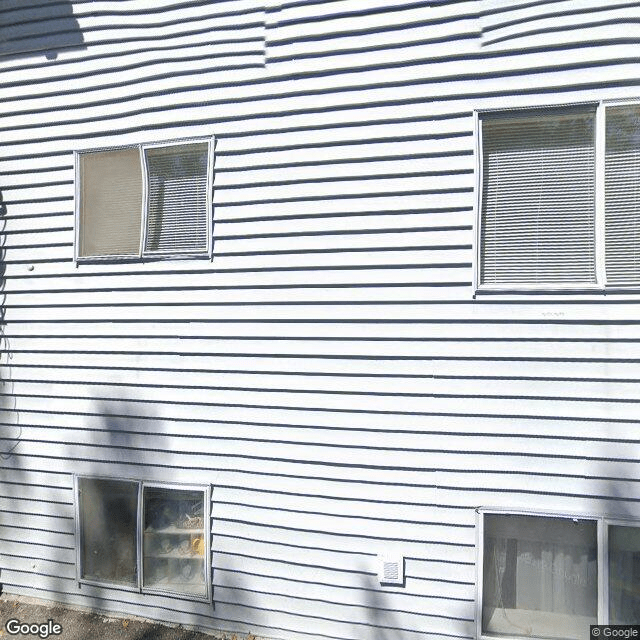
476,285,640,296
76,253,212,265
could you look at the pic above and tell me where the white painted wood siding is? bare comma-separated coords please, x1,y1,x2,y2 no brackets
2,1,640,639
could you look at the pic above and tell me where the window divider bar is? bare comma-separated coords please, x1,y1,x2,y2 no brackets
599,519,608,625
136,481,144,592
208,136,215,260
73,151,80,265
139,145,147,260
475,508,485,640
473,111,482,292
73,473,82,587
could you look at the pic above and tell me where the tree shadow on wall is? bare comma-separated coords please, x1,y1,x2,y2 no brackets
0,1,85,60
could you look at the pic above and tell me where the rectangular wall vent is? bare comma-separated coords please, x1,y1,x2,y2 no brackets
377,554,404,585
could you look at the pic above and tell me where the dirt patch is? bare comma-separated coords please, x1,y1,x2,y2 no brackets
0,595,256,640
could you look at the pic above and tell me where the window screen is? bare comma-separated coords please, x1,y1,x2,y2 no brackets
480,108,597,286
483,514,597,639
78,477,138,586
78,147,142,257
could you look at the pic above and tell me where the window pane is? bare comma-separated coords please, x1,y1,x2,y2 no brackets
609,525,640,623
480,108,596,285
605,105,640,284
144,143,209,255
79,148,142,257
78,478,138,586
483,514,597,639
143,487,207,597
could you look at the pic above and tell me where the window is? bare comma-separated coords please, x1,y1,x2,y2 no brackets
142,485,208,598
77,478,138,587
608,524,640,623
477,102,640,289
478,511,640,640
76,138,213,260
75,477,210,601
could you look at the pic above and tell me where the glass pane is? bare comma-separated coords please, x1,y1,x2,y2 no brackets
78,478,138,586
480,108,596,285
483,514,597,639
79,148,142,257
609,525,640,623
144,143,209,254
605,105,640,284
143,487,207,597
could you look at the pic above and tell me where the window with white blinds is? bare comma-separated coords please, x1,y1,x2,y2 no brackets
480,108,597,287
479,103,640,290
76,138,213,260
78,147,143,258
144,143,209,255
605,105,640,285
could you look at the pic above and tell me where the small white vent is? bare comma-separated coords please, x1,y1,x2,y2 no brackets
377,554,404,585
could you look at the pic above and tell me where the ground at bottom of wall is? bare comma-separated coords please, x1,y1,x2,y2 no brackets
0,595,257,640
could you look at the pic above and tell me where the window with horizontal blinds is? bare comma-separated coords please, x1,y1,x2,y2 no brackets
144,143,209,255
76,138,212,261
480,108,597,286
605,104,640,285
78,147,142,257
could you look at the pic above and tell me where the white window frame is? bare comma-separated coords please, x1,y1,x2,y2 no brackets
74,475,212,603
476,508,640,640
474,100,640,293
74,136,215,262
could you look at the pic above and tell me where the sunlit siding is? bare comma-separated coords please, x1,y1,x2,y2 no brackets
2,1,640,639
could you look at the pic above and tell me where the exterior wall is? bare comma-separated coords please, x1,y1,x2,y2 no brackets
1,1,640,639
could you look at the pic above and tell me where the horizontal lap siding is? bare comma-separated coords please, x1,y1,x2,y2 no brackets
2,0,640,639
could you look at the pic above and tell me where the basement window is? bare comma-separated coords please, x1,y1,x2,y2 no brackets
143,485,208,598
76,477,210,601
478,511,640,639
77,477,138,587
75,138,214,261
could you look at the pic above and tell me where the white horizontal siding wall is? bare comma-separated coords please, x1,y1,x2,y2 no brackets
2,1,640,639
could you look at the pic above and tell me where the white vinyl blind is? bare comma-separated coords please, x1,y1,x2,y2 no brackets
79,147,142,257
605,104,640,285
144,142,209,255
480,108,597,286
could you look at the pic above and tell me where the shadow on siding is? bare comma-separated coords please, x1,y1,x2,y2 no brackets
63,398,217,630
0,2,85,60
